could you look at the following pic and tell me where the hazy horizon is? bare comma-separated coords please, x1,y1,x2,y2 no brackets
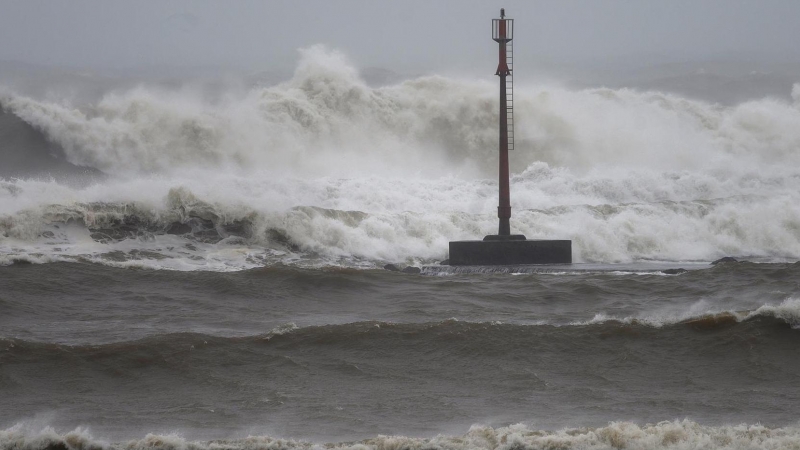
2,1,800,74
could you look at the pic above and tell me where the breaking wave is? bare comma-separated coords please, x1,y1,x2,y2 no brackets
4,296,800,350
5,420,800,450
2,46,800,268
577,296,800,329
3,310,800,447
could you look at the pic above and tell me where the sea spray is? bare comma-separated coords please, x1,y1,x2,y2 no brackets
3,46,798,177
1,47,800,268
6,419,800,450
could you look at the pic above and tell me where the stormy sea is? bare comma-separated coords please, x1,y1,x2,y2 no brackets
2,47,800,449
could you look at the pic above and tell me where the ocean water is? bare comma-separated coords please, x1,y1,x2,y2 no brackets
2,47,800,449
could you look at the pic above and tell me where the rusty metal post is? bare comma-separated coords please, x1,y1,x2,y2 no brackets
447,8,573,265
494,10,512,236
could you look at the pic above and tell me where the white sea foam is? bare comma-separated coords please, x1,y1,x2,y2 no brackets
5,420,800,450
263,322,300,340
571,297,800,328
2,46,800,270
747,297,800,327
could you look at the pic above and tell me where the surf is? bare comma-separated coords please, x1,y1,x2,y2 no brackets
1,46,800,269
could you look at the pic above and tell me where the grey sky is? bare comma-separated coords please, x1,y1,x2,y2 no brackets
1,0,799,73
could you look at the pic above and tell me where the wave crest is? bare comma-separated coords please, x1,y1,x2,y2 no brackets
5,420,800,450
3,46,800,178
2,47,800,267
748,297,800,327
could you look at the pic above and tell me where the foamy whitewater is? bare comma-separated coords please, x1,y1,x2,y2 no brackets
2,46,800,449
2,45,800,270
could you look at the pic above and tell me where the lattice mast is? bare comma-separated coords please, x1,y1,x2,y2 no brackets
493,9,514,236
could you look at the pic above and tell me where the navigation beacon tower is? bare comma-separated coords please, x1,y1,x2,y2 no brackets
447,8,572,265
494,8,514,236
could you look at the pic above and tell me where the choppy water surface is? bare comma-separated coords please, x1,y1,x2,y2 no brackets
2,48,800,449
2,261,800,448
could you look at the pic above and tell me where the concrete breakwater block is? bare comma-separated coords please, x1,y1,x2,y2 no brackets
448,238,572,266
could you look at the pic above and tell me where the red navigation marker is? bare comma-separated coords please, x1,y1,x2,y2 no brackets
492,8,514,236
447,8,572,266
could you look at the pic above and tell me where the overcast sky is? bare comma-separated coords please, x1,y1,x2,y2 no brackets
1,0,799,73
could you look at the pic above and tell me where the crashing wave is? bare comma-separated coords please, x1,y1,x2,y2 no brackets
4,419,800,450
2,46,800,269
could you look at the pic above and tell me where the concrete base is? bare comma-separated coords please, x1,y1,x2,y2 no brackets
449,236,572,265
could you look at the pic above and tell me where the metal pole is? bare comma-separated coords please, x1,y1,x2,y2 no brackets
496,19,511,236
